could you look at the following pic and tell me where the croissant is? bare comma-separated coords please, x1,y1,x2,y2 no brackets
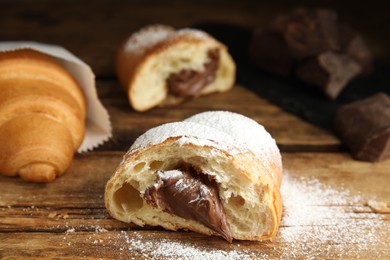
0,49,86,182
105,111,282,242
116,24,236,112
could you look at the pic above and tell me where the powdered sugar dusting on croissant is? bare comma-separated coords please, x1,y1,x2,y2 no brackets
124,26,213,55
124,25,175,54
129,121,248,157
128,111,280,167
184,111,281,167
175,28,212,40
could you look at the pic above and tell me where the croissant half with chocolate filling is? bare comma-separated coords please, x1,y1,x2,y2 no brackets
116,25,236,112
0,49,86,182
105,111,282,242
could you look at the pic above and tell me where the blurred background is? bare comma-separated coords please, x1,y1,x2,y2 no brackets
1,0,388,78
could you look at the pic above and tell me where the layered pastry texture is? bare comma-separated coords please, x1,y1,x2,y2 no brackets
105,111,282,242
0,49,86,182
116,25,236,111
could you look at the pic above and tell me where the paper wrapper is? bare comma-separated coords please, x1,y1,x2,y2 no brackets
0,41,112,152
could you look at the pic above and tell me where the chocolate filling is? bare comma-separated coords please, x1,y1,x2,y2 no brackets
144,164,232,242
167,48,220,97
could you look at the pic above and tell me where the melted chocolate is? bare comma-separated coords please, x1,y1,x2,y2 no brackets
144,165,232,242
167,48,220,97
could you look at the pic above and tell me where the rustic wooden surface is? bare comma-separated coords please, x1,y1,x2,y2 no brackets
0,1,389,259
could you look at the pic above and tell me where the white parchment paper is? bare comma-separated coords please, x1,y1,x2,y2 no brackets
0,41,112,152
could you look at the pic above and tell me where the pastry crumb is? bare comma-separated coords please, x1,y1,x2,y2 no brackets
368,200,390,213
48,212,58,218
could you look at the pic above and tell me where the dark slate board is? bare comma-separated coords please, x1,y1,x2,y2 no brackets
195,22,390,129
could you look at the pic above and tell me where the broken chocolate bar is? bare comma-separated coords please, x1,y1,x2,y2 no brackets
295,51,361,99
334,93,390,162
339,23,373,74
283,8,340,59
248,8,373,99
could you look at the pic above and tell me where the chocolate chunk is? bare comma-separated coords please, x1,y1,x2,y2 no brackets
144,165,232,242
339,23,373,75
248,8,373,99
296,51,361,99
167,48,220,97
283,8,340,59
248,28,293,76
334,93,390,162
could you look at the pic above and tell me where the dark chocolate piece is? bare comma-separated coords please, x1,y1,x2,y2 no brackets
334,93,390,162
167,48,220,97
248,8,373,99
144,165,232,242
339,23,373,75
296,51,361,99
283,8,340,59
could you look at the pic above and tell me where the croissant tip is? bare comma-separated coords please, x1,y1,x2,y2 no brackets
19,163,58,183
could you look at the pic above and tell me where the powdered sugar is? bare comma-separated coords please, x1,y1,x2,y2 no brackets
278,173,388,258
174,177,193,192
129,121,248,157
185,111,281,167
124,25,212,56
128,111,280,167
118,231,256,260
65,227,75,233
159,169,183,180
199,184,211,196
124,25,174,54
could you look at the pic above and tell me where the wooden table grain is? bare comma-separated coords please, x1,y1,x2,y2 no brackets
0,1,389,259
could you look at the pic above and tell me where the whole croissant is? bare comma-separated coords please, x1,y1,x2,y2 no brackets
0,49,86,182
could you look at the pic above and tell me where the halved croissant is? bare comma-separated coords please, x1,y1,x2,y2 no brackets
105,111,282,242
0,49,86,182
116,25,236,112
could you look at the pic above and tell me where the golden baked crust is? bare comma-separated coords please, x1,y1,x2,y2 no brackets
0,49,87,182
116,24,236,111
105,111,282,241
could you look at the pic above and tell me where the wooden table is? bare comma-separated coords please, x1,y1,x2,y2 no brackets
1,1,389,259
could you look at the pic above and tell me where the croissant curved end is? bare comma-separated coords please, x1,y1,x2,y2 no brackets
19,163,57,183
